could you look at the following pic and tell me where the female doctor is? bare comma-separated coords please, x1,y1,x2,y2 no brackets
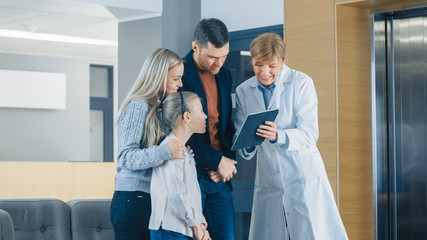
233,33,348,240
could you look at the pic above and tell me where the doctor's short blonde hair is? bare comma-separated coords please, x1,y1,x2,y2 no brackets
250,33,286,63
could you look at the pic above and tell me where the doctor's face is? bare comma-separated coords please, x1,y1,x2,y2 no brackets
252,57,284,88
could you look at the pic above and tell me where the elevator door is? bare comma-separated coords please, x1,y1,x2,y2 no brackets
375,9,427,240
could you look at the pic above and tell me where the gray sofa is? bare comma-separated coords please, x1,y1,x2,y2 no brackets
68,199,113,240
0,209,14,240
0,198,113,240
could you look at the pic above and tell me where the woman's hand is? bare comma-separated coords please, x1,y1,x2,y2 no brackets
167,139,187,159
256,121,278,141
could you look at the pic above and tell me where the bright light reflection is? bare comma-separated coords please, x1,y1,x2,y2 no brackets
0,29,118,46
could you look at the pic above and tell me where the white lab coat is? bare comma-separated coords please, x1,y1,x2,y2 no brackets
234,65,348,240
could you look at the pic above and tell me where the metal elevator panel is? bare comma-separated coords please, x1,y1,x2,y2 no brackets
374,9,427,240
392,15,427,240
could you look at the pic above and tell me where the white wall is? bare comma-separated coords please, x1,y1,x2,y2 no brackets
0,53,90,162
161,0,201,57
201,0,284,32
118,17,162,105
118,0,202,105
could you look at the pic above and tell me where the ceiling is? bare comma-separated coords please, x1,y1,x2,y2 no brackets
0,0,158,63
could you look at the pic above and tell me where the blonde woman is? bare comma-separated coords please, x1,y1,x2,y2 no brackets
146,91,210,240
110,48,188,240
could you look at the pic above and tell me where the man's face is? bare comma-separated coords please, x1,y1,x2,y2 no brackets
192,41,229,75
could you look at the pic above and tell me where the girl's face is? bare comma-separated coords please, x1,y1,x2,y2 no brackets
161,63,184,96
187,98,207,134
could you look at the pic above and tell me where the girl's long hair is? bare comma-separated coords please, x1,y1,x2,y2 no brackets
141,91,199,148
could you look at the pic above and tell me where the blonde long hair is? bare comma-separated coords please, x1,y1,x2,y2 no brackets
142,91,199,148
117,48,183,123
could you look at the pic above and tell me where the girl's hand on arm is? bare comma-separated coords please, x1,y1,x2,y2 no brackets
192,224,204,240
202,229,211,240
167,139,187,159
200,224,211,240
186,145,195,157
192,224,211,240
256,121,278,142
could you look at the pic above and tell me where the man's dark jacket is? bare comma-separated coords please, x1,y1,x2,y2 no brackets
180,50,236,180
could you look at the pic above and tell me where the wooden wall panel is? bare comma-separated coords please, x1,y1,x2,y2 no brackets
341,212,375,239
337,5,372,212
285,24,336,117
318,116,338,198
337,3,373,240
285,0,338,202
338,117,372,211
337,6,371,119
0,162,116,201
285,0,334,28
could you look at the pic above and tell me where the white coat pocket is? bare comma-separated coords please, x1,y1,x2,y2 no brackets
295,149,323,181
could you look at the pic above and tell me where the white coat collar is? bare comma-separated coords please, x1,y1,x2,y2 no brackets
246,65,291,110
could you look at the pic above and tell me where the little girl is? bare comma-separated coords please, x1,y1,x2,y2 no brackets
144,91,210,240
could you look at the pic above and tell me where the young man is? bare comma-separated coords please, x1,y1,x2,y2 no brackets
180,18,236,240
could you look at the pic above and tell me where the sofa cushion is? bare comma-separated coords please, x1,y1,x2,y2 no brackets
0,209,15,240
0,198,70,240
67,199,113,240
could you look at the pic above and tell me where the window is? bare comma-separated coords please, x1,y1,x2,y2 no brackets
89,65,113,162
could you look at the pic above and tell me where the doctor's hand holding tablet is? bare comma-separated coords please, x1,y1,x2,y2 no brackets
256,120,278,142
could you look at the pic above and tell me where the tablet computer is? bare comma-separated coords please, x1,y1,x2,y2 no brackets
231,109,279,151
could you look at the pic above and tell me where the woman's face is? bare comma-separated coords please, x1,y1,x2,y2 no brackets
251,57,284,88
162,63,184,96
187,98,207,134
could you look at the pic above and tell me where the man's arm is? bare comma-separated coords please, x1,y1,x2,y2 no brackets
186,135,222,171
